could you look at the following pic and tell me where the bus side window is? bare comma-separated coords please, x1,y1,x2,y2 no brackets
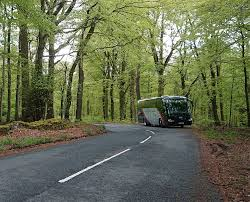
164,103,169,115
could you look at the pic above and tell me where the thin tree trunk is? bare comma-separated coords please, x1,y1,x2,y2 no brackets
103,52,110,121
102,57,109,121
60,63,68,119
15,56,20,121
19,24,30,121
216,63,224,122
210,64,220,126
180,74,186,95
0,22,6,122
229,74,235,127
157,65,165,96
47,36,55,119
158,13,165,97
179,63,186,95
65,52,80,119
240,29,250,127
65,17,96,120
102,78,109,120
76,54,84,121
6,17,11,122
136,64,141,100
110,50,116,121
130,69,136,122
119,58,126,120
201,72,213,119
86,100,90,116
110,80,114,121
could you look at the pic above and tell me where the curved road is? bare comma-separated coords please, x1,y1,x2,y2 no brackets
0,124,222,201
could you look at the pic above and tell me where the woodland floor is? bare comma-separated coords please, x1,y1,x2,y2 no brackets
194,127,250,202
0,120,106,157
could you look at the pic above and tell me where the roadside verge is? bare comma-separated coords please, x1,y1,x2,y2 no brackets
0,119,106,157
193,126,250,202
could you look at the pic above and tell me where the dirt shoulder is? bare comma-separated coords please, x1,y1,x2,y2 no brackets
193,126,250,202
0,119,106,157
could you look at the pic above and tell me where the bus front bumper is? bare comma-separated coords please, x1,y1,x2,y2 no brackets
167,119,192,126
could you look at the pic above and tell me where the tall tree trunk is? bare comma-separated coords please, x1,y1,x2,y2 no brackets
110,50,117,121
110,80,114,121
179,62,186,95
136,64,141,100
31,0,47,121
119,58,126,120
6,17,11,122
158,13,165,97
229,74,235,127
65,16,96,120
0,22,6,122
32,29,47,120
201,72,212,119
76,54,84,121
47,36,55,119
102,78,109,121
158,65,165,96
65,53,80,119
86,99,90,116
60,63,68,119
147,74,152,95
15,58,20,121
240,29,250,127
210,64,220,126
180,74,186,95
19,24,30,121
103,52,110,121
102,56,109,121
216,63,224,122
130,69,136,122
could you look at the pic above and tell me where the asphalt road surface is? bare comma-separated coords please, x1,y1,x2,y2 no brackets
0,124,222,202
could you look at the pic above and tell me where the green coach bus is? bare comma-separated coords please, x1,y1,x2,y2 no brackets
138,96,192,128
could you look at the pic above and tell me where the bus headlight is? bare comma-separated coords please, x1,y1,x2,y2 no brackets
188,118,192,121
168,119,174,122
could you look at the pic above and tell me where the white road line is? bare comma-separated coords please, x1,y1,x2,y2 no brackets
140,136,152,144
58,148,131,183
146,130,155,135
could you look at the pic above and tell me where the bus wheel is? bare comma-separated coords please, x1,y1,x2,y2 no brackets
159,119,164,128
181,125,184,128
144,119,150,126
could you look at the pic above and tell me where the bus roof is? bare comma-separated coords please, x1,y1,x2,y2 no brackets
138,95,187,103
138,97,161,102
161,96,187,100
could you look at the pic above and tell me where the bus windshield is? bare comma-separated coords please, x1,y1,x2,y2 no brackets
165,100,190,114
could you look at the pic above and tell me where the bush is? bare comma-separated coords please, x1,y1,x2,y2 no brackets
0,124,11,135
15,119,71,130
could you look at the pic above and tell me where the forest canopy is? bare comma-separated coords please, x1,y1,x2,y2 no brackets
0,0,249,127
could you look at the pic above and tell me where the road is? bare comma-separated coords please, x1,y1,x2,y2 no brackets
0,124,222,202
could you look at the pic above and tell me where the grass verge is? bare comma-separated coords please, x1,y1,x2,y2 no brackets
0,120,106,154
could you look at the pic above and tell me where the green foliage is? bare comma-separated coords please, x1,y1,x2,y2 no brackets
205,129,238,141
12,136,53,149
81,116,104,124
18,119,71,130
0,136,53,150
0,0,249,127
0,124,11,135
0,119,71,136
